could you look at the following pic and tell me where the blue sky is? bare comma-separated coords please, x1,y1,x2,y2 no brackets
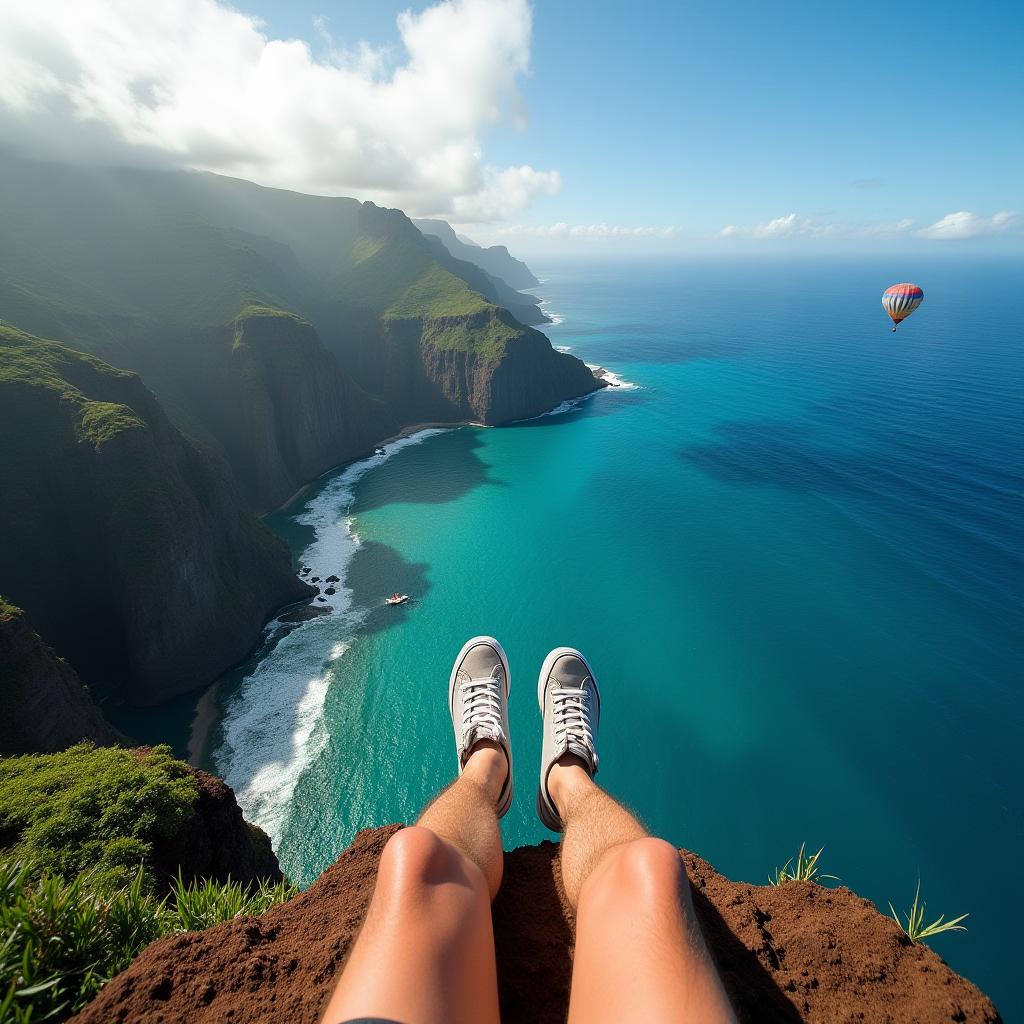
0,0,1020,247
238,0,1023,244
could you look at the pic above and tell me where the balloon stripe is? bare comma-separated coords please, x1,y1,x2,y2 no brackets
881,283,923,327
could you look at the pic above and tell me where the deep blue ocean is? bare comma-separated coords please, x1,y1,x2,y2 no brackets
195,255,1022,1017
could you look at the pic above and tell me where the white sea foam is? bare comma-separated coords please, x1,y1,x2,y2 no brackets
587,363,638,390
212,429,447,847
524,397,588,419
554,344,573,353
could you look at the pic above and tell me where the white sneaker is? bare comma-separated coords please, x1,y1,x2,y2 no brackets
536,647,600,832
448,636,514,818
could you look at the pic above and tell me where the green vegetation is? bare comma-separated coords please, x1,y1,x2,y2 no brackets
769,843,839,886
0,859,297,1023
170,869,297,933
889,880,968,944
0,745,197,892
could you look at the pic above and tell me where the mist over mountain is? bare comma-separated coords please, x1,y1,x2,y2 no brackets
0,151,599,705
412,218,541,291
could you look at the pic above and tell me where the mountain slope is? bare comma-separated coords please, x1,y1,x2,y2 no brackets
0,323,310,704
412,218,541,291
0,154,598,512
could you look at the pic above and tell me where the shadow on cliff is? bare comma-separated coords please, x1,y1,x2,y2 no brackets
352,427,503,514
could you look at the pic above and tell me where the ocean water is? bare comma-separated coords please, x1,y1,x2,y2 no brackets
202,255,1023,1018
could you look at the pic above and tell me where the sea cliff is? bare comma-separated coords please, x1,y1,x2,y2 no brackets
0,152,602,705
0,597,124,755
0,324,310,705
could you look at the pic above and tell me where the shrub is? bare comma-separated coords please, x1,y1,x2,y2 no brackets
0,745,197,892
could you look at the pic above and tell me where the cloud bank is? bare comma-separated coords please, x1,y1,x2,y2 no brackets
719,211,1021,241
0,0,559,220
919,210,1021,240
496,222,681,240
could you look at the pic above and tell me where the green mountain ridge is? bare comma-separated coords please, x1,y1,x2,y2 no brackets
0,152,597,514
411,218,541,292
0,153,600,707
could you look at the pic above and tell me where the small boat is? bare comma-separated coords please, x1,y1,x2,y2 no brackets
384,593,409,606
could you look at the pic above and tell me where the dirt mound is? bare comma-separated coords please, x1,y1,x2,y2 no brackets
71,825,1000,1024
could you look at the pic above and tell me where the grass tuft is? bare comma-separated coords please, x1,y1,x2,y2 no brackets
171,870,298,933
889,879,968,944
0,860,297,1023
769,842,839,886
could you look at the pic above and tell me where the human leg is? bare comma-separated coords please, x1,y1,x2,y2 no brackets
536,649,736,1024
321,638,513,1024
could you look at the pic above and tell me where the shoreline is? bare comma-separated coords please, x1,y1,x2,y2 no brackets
187,680,220,767
270,421,484,514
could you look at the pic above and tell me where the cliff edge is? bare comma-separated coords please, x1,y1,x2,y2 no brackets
71,824,1000,1024
0,596,125,755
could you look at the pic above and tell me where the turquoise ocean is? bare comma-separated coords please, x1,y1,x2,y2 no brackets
192,256,1021,1016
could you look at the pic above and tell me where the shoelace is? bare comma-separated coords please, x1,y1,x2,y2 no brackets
460,674,505,751
551,686,598,768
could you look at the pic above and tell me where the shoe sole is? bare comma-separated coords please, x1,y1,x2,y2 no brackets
449,635,514,818
535,646,600,832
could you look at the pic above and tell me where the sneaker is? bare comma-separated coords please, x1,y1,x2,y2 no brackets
536,647,600,832
448,636,514,817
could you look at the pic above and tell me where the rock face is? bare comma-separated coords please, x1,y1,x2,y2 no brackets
0,597,125,755
70,825,1001,1024
160,310,387,512
0,326,311,705
372,308,603,426
133,748,283,893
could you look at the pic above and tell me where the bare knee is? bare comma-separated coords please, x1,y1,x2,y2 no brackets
582,837,689,910
377,826,488,908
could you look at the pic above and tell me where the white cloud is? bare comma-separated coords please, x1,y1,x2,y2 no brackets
0,0,558,220
493,222,681,240
720,210,1023,242
919,210,1021,240
720,214,916,241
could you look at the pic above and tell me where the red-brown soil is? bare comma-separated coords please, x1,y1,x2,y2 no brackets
71,825,1000,1024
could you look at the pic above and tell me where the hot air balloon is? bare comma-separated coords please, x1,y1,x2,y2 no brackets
882,283,924,331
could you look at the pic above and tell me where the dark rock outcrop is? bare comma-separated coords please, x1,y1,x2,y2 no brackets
70,825,1000,1024
0,325,311,705
132,748,283,892
0,596,125,755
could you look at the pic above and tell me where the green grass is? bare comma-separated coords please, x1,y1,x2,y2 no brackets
769,843,839,886
889,880,968,944
0,859,297,1023
0,745,197,892
170,870,297,933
